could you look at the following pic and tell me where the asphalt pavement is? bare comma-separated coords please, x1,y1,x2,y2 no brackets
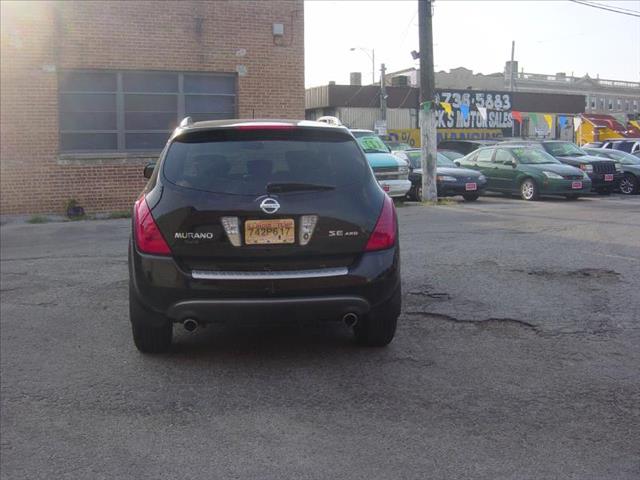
1,194,639,479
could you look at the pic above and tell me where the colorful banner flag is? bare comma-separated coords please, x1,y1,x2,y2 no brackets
460,103,469,120
544,114,553,130
477,106,487,121
440,102,453,116
574,117,582,132
530,113,538,126
558,115,567,129
512,111,522,124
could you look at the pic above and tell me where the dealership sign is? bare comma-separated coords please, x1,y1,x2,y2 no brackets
435,90,513,130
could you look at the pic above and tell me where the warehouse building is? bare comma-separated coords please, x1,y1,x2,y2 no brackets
386,63,640,120
0,0,304,215
306,80,585,147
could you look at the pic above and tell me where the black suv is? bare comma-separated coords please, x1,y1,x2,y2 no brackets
500,140,623,193
129,119,401,353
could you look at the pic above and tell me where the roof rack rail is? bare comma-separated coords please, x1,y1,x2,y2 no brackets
179,116,193,128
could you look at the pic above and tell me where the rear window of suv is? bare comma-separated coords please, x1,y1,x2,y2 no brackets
162,128,369,195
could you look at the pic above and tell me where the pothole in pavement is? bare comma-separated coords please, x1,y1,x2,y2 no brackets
511,268,621,281
405,311,538,332
404,311,620,337
408,290,452,300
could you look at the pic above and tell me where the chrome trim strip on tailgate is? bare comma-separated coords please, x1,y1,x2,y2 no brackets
191,267,349,280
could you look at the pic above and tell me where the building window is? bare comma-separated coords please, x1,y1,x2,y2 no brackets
590,98,596,109
59,70,237,152
617,99,621,111
626,100,630,112
635,100,638,112
608,99,613,111
599,98,605,110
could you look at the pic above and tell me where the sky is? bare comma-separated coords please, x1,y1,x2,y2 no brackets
304,0,640,87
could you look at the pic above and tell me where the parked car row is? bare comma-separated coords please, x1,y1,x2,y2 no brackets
343,126,634,202
426,139,635,200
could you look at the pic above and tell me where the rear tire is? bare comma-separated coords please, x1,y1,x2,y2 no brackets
354,287,400,347
463,193,479,201
129,285,172,354
414,185,423,201
520,178,539,201
619,173,638,195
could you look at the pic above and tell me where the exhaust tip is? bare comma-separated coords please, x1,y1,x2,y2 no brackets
343,312,359,328
183,318,198,332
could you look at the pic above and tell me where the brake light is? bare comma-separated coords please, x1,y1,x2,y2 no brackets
365,194,397,252
235,124,296,130
133,196,171,255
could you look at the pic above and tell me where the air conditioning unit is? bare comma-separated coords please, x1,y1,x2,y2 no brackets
391,75,409,87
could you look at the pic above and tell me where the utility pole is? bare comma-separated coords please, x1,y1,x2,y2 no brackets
419,0,437,202
510,40,515,137
380,63,387,122
371,49,376,85
510,40,515,92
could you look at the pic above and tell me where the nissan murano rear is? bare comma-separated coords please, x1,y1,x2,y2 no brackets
128,119,401,353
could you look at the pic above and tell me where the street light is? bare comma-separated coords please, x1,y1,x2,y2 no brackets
350,47,375,85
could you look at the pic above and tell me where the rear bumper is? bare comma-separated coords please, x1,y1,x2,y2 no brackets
166,296,371,322
410,174,487,197
437,182,486,197
129,239,400,324
377,179,411,198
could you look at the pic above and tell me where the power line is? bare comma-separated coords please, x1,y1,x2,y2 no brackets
568,0,640,17
582,0,640,15
571,0,640,15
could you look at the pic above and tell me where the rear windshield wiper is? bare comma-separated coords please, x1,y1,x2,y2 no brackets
266,182,335,193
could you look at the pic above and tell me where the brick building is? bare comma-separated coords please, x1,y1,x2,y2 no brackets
0,0,305,215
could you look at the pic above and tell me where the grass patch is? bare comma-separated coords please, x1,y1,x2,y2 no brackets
107,210,131,219
27,215,49,224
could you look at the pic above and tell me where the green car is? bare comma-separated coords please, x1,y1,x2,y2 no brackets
457,145,592,201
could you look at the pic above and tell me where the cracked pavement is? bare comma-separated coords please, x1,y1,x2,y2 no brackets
1,194,639,479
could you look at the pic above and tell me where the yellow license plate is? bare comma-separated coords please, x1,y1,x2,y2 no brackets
245,219,295,245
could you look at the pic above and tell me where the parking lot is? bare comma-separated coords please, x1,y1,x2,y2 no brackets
1,194,639,479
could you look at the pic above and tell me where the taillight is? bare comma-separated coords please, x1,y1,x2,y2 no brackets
133,196,171,255
365,194,397,252
235,124,295,130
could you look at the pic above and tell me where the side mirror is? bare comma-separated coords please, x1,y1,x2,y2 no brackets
505,160,516,168
143,162,156,179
